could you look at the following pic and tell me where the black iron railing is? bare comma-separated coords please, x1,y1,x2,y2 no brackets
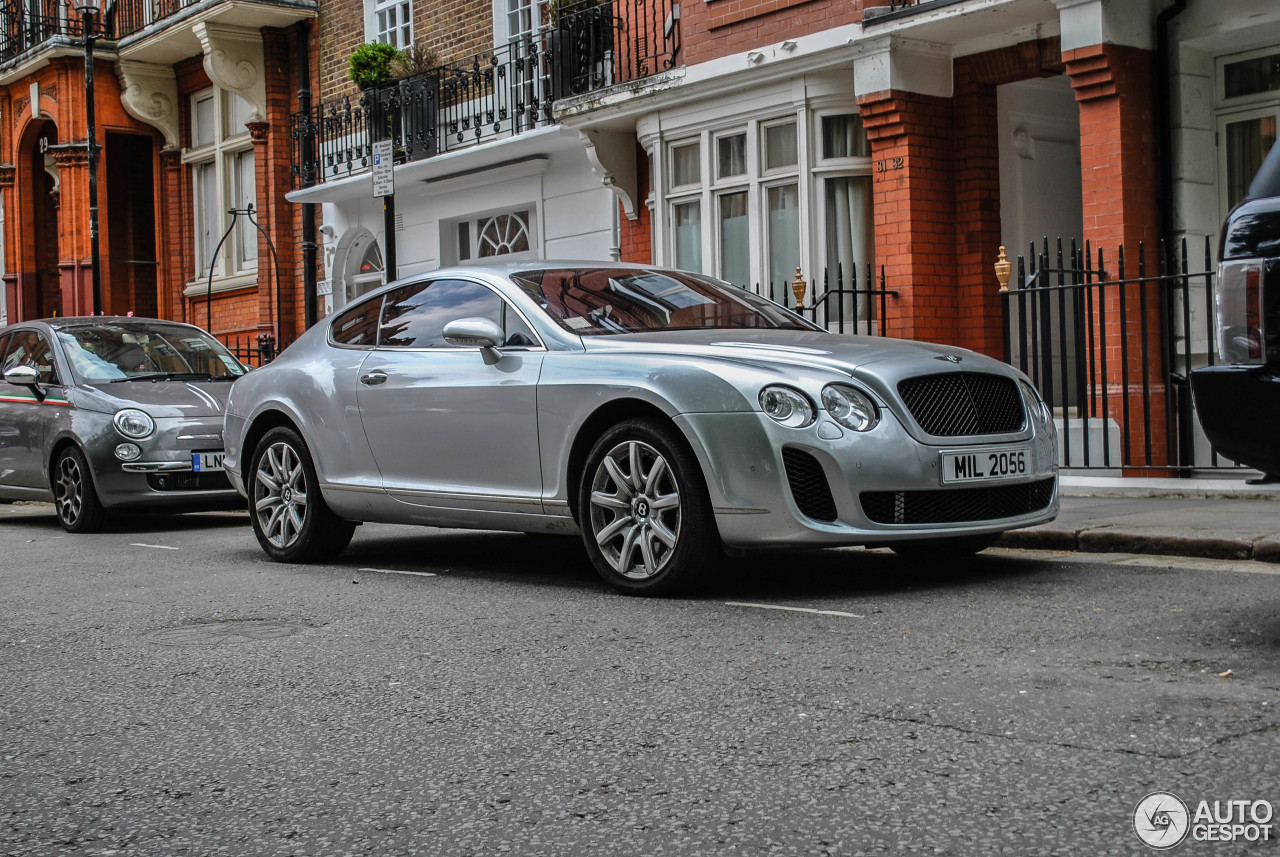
1001,236,1237,473
219,332,292,369
759,264,895,336
293,0,679,188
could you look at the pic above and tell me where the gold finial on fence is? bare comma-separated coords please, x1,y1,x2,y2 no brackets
994,245,1012,292
791,267,807,308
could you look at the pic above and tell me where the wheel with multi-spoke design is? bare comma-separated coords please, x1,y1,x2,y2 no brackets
52,446,106,533
249,426,355,563
578,418,719,595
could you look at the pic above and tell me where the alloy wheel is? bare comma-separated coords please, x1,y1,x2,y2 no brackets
54,455,85,526
587,439,682,580
254,441,309,549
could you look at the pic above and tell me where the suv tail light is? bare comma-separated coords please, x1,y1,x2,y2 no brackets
1216,259,1266,364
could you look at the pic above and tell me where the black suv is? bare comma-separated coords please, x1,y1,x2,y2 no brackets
1191,142,1280,478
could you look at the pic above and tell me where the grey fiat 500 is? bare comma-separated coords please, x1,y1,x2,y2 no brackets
0,317,247,532
223,263,1059,595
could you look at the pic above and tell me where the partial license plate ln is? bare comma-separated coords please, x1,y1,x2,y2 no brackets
193,451,225,473
941,447,1029,484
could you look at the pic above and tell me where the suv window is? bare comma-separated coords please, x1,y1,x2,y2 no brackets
377,279,537,348
2,330,60,385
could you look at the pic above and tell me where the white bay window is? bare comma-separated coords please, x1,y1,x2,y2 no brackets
184,89,257,286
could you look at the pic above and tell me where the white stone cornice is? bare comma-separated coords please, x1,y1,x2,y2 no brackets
852,35,954,99
116,61,180,150
192,22,267,121
1050,0,1158,52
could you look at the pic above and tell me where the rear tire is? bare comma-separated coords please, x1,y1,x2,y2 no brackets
890,533,999,562
578,418,720,596
52,446,107,534
249,426,355,563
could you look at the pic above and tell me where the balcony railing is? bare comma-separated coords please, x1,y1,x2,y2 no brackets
292,0,680,189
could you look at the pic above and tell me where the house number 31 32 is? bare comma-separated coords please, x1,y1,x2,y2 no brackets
875,157,904,172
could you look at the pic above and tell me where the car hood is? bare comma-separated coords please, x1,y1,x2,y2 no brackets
72,379,233,418
579,330,1015,382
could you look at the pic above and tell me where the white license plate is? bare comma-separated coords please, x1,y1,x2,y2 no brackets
941,447,1030,484
193,451,225,473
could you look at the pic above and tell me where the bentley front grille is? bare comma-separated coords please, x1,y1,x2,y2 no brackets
897,372,1025,437
860,477,1055,525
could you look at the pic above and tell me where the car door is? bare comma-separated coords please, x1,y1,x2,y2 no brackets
0,329,67,491
355,277,547,514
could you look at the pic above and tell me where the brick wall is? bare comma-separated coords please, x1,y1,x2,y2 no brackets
619,143,651,263
681,0,861,67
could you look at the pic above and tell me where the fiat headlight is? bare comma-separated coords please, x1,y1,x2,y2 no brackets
1019,380,1050,425
821,384,879,432
113,408,155,439
759,386,816,429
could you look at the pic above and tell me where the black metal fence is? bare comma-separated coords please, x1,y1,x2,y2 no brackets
756,264,894,336
0,0,214,65
219,332,290,369
1001,236,1237,473
292,0,679,188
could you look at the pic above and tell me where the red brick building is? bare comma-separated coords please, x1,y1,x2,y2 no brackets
0,0,319,357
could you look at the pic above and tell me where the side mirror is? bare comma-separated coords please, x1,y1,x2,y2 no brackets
4,365,39,387
443,317,505,365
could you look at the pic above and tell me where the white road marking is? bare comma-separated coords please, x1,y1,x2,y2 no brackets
358,567,438,578
131,543,179,550
726,601,865,619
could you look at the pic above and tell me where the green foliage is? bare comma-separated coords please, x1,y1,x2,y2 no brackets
393,42,442,79
348,42,402,89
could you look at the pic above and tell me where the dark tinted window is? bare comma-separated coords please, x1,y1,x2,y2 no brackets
2,330,60,385
513,268,818,335
331,295,382,346
378,279,537,348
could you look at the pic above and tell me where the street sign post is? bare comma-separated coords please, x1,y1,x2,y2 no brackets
372,139,394,198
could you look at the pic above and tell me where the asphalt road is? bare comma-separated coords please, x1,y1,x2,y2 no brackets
2,503,1278,856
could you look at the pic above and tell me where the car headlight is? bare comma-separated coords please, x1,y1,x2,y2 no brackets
759,385,816,428
821,384,879,432
1019,380,1050,425
113,408,155,439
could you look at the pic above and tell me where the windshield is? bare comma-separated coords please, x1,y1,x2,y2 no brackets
57,323,248,382
513,268,819,335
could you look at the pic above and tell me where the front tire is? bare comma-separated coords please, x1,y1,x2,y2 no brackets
249,426,355,563
53,446,106,533
578,418,720,596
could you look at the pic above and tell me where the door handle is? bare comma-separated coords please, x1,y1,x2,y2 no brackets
359,371,388,386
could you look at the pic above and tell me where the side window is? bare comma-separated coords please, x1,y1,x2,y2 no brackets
378,279,538,348
2,330,60,385
331,294,384,346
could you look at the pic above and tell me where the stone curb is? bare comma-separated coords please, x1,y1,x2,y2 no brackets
997,527,1280,563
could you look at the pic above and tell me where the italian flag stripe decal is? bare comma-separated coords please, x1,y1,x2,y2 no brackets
0,392,69,406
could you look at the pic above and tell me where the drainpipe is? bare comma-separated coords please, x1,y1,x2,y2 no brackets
1156,0,1188,255
298,21,318,329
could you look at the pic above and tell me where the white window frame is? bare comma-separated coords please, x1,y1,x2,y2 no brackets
453,208,538,263
182,88,257,291
494,0,547,45
366,0,413,48
1216,47,1280,222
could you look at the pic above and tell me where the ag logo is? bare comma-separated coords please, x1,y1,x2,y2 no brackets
1134,792,1190,849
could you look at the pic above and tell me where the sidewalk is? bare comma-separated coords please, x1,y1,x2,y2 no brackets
997,475,1280,563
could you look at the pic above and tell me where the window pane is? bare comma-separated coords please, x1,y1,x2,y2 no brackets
226,94,254,137
825,176,873,320
822,114,869,159
717,133,746,179
332,296,382,346
379,279,504,347
671,142,700,187
476,211,531,257
1227,116,1279,210
719,192,749,288
673,201,702,272
193,95,215,148
767,185,799,303
195,162,218,276
235,151,257,268
763,123,797,170
1225,54,1280,99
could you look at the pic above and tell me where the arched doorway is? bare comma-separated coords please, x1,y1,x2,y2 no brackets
335,228,385,309
21,120,60,319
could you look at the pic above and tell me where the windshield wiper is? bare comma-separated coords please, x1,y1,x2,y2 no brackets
110,372,215,382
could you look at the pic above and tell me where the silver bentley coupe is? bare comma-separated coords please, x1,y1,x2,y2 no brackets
0,317,247,532
224,262,1059,595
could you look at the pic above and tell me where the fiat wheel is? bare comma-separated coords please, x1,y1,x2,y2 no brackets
52,446,106,534
578,418,719,595
250,426,355,563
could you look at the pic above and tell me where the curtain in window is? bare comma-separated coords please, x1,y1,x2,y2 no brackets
719,192,749,288
1227,117,1278,210
195,163,217,277
235,151,257,268
674,201,702,272
824,176,873,322
767,185,799,305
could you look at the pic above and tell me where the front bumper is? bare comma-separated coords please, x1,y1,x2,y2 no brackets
81,418,241,512
676,409,1059,548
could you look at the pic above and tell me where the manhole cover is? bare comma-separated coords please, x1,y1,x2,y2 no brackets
145,620,307,647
